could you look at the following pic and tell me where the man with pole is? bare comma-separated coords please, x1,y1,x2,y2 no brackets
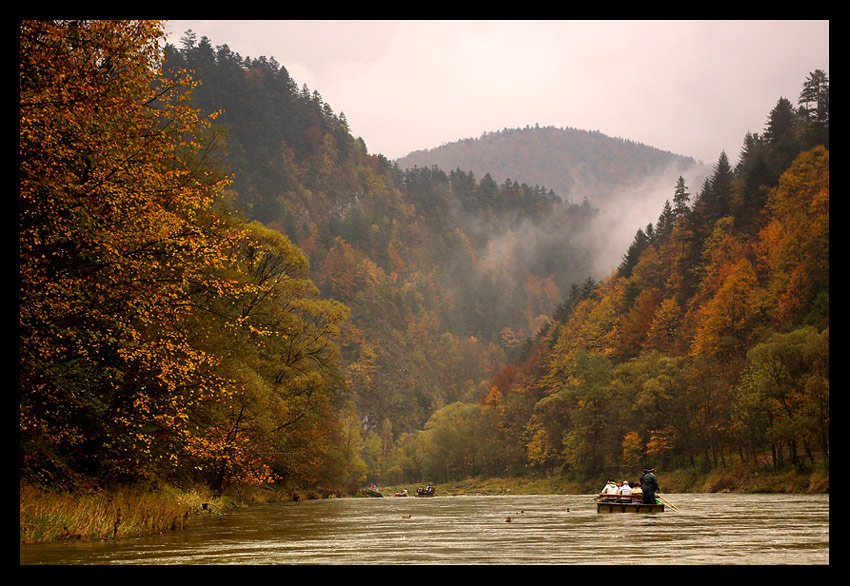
641,468,659,505
639,467,681,511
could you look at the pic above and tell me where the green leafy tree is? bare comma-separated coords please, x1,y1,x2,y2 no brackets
736,327,828,470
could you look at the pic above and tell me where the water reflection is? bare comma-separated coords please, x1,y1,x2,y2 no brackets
20,493,828,565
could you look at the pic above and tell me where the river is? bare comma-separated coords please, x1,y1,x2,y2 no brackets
20,493,828,565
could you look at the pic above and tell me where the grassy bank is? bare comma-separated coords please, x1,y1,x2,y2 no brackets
19,481,330,544
19,484,237,544
661,462,830,494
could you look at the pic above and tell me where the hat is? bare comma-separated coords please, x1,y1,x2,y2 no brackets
622,481,629,486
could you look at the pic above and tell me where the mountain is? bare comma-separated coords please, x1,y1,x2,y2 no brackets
395,125,703,212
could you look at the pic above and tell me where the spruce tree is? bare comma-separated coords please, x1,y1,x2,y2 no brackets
673,175,691,217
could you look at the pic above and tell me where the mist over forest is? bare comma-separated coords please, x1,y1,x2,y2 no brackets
397,125,710,276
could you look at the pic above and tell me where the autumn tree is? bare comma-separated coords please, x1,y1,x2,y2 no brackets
180,222,350,492
550,351,618,474
757,146,829,328
691,257,768,361
20,20,244,485
417,402,495,481
612,352,692,469
20,21,352,494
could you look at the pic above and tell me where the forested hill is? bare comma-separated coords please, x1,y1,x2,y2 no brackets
395,125,700,213
160,32,828,486
19,21,828,496
158,34,627,435
154,34,831,485
475,77,829,482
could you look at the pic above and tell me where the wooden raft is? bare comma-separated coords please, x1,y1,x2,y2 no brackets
596,497,665,513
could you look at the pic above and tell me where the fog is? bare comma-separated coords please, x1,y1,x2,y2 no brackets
586,162,710,276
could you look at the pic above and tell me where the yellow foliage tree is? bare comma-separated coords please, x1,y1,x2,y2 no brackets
20,20,243,484
621,431,644,466
20,21,350,491
757,146,829,326
691,258,768,360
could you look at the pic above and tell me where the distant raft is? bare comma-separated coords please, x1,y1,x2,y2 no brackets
596,496,664,513
416,486,436,497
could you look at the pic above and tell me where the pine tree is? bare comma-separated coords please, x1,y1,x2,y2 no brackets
617,228,650,278
798,69,829,149
693,151,735,234
672,176,691,218
798,69,829,130
763,97,798,146
655,200,676,243
763,96,803,181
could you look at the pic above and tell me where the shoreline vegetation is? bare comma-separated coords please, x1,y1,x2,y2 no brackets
20,463,827,545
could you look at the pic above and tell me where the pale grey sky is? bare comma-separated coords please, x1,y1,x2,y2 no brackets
164,20,829,165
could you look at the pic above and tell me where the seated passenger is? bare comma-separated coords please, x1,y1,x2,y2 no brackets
618,480,632,502
631,482,643,501
600,478,620,501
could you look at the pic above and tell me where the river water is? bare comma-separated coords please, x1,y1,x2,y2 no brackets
20,493,828,565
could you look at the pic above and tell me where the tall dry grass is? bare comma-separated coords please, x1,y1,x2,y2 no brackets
20,484,222,543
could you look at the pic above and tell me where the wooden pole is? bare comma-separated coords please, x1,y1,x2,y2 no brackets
657,495,680,512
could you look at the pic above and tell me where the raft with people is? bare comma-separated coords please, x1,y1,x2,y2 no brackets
415,485,436,497
596,470,670,513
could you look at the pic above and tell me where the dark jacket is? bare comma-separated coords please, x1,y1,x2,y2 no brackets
641,472,659,493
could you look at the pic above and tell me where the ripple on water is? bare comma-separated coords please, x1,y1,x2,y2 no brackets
20,493,828,565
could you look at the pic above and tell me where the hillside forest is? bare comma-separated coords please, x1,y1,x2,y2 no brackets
20,21,828,497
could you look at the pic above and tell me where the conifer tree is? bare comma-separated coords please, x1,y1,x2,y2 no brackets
798,69,829,148
764,97,799,146
672,176,691,217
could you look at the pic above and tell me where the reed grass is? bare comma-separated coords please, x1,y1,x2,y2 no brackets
19,484,226,544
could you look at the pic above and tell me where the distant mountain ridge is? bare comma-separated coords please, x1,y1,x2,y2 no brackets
395,125,701,210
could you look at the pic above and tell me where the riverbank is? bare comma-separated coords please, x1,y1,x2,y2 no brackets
19,480,346,544
377,463,829,498
19,484,236,544
20,463,827,544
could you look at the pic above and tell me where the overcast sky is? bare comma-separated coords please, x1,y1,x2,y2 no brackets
164,20,829,166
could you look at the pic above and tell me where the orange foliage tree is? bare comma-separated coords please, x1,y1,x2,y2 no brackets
20,20,241,485
20,21,351,491
757,146,829,326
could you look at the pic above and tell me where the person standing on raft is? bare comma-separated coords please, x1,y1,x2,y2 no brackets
641,468,659,504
